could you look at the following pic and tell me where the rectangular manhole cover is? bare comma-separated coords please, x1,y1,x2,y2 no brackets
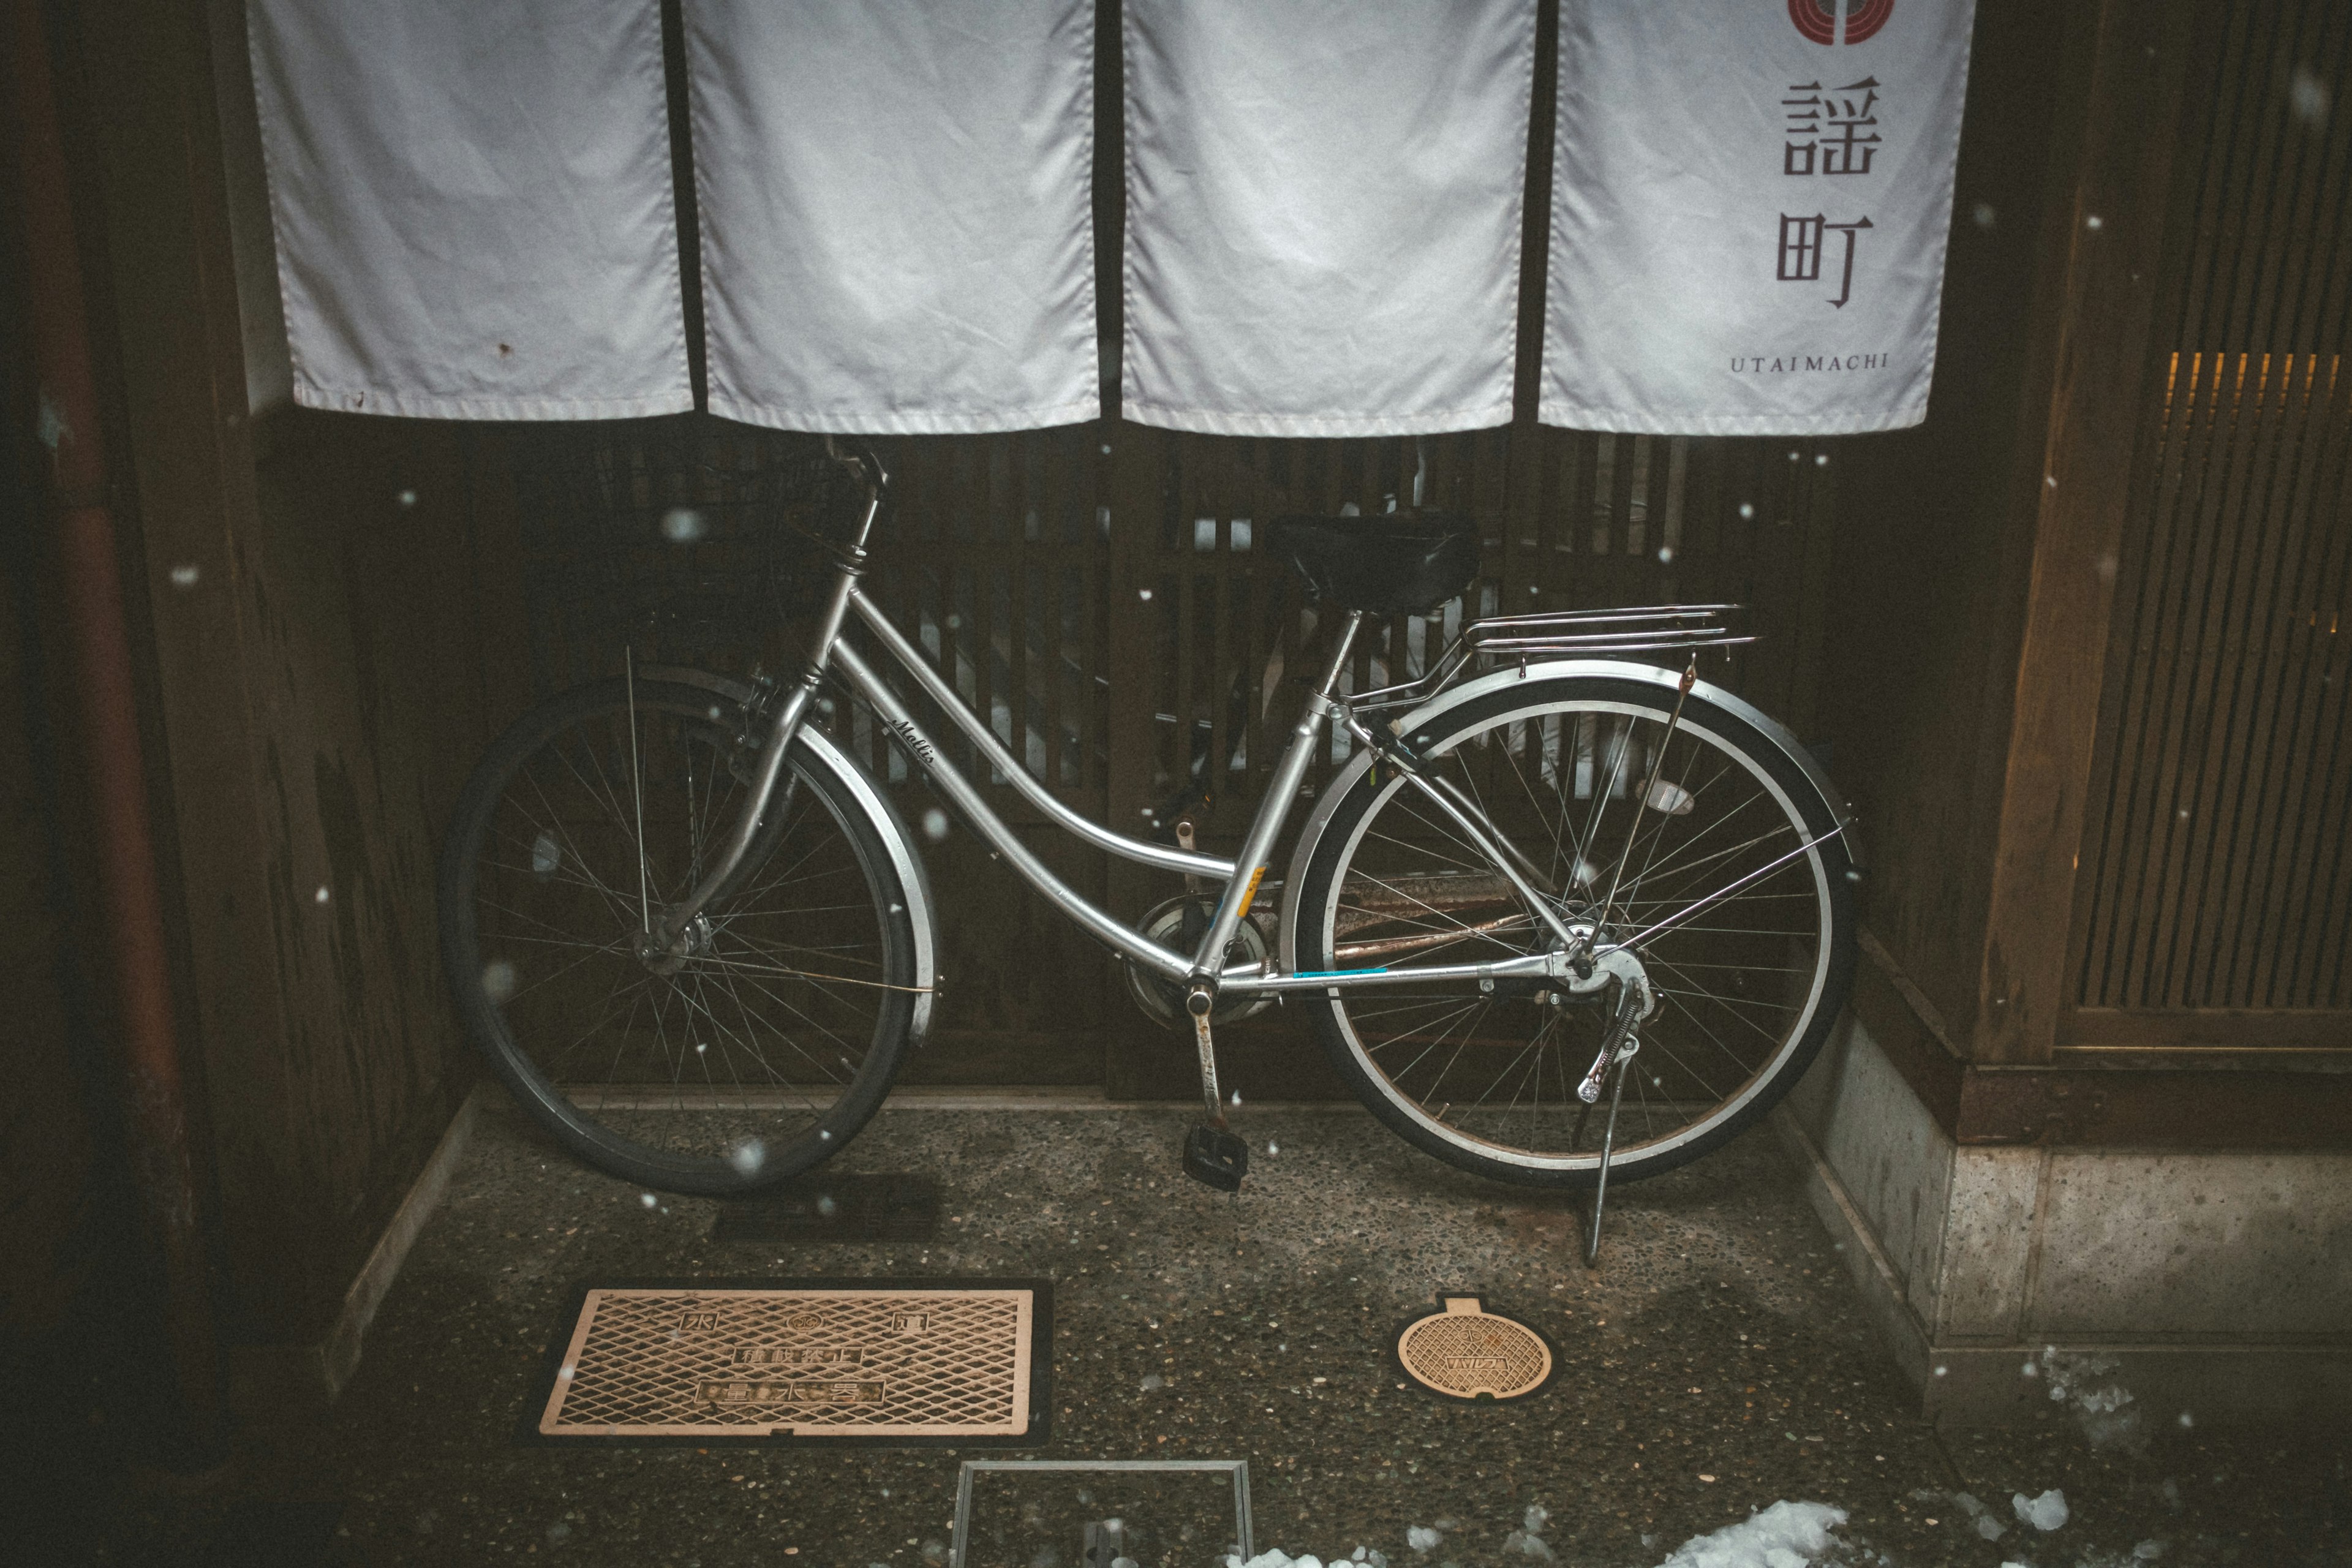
530,1280,1050,1444
710,1174,941,1243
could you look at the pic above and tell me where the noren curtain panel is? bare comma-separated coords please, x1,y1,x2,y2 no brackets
685,0,1099,434
1540,0,1978,433
248,0,692,420
1118,0,1536,436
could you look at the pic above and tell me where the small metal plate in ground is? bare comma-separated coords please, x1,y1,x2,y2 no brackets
1392,1294,1556,1401
710,1173,941,1243
949,1461,1254,1568
529,1278,1050,1446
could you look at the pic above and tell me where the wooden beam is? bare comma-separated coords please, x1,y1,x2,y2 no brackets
1866,925,2352,1146
2064,1007,2352,1050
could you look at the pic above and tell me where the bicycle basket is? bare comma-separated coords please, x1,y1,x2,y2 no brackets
515,416,858,692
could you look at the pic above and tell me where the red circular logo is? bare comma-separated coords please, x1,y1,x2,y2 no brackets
1789,0,1893,45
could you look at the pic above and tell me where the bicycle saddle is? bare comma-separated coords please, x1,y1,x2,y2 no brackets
1266,511,1481,617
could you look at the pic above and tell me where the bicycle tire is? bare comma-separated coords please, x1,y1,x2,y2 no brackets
1289,668,1857,1189
437,676,919,1196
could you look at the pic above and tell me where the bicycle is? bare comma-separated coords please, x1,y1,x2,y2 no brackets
437,440,1858,1205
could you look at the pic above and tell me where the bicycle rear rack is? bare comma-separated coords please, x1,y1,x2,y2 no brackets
1352,603,1754,712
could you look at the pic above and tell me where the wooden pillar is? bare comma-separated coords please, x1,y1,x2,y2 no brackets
1972,0,2203,1062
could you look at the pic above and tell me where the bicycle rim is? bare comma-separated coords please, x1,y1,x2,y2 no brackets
440,679,915,1194
1297,676,1853,1187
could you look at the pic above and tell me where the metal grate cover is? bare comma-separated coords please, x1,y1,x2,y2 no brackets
1393,1295,1555,1401
532,1280,1050,1444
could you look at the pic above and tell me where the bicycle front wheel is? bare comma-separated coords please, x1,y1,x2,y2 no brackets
1291,668,1856,1189
438,676,920,1196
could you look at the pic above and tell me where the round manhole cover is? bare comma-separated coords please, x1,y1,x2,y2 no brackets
1393,1295,1555,1401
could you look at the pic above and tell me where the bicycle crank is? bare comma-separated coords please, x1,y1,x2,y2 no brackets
1181,982,1249,1192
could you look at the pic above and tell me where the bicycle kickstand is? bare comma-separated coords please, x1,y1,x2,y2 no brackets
1581,1047,1631,1267
1576,991,1644,1268
1181,984,1249,1192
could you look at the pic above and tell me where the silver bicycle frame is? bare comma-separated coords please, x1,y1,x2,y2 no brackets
646,448,1785,1001
827,602,1569,995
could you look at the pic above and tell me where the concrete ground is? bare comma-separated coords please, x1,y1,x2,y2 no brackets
72,1098,2352,1566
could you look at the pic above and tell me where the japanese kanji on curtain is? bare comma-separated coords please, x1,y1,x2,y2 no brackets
687,0,1098,434
1542,0,1977,434
1122,0,1536,436
247,0,690,420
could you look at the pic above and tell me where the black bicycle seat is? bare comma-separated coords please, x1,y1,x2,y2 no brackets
1266,511,1481,617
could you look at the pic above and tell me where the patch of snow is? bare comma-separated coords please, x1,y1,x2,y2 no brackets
2041,1346,2143,1446
1498,1504,1556,1560
1651,1501,1849,1568
1229,1554,1322,1568
2065,1548,2172,1568
2012,1488,2070,1532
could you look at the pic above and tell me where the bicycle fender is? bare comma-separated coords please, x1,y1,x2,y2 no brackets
1275,657,1854,976
642,665,941,1046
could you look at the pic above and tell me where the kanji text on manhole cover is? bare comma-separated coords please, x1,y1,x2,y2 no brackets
533,1281,1050,1442
1393,1295,1555,1401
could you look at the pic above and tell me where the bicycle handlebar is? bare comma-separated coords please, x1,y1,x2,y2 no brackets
823,435,889,504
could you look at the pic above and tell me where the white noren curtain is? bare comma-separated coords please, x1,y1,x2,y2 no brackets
1121,0,1536,437
1541,0,1977,434
687,0,1099,434
247,0,691,420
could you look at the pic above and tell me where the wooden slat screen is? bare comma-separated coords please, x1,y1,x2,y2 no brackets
2071,0,2352,1016
1123,428,1836,837
513,420,1839,1072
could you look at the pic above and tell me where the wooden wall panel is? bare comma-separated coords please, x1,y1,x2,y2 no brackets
0,449,102,1348
160,412,529,1347
68,0,538,1349
2069,0,2352,1030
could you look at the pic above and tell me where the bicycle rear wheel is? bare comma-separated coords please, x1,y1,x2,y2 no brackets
438,676,920,1196
1290,668,1856,1189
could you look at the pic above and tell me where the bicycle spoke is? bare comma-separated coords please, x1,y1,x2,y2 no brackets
1309,682,1845,1181
454,682,906,1185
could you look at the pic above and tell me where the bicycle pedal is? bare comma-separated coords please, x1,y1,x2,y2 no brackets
1182,1123,1250,1192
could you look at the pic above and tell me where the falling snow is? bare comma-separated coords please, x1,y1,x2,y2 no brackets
2290,66,2331,126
